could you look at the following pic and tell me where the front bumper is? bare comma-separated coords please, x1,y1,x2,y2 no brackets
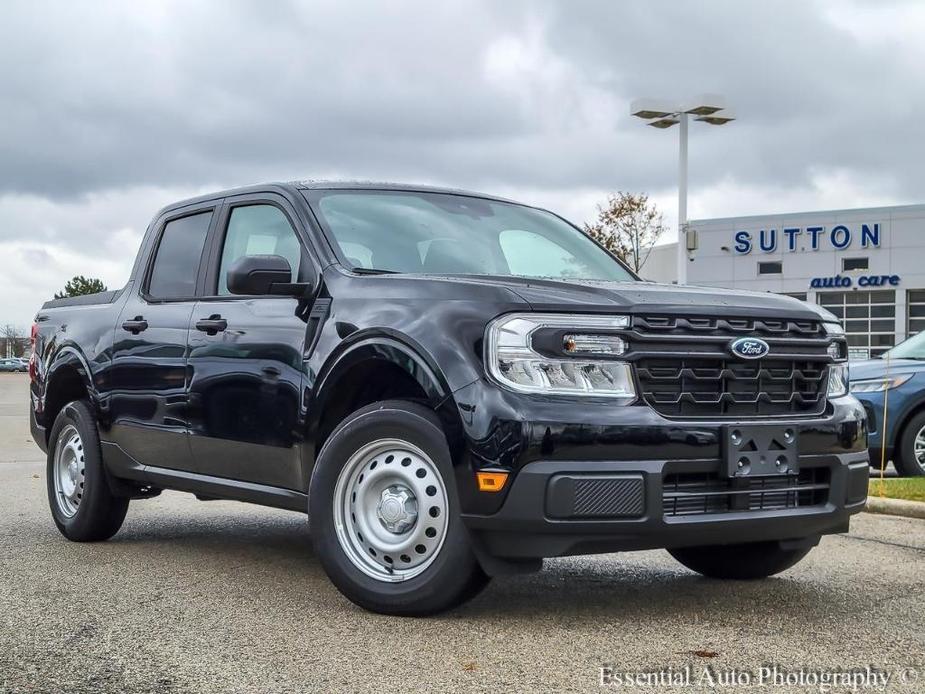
462,452,869,559
451,383,869,559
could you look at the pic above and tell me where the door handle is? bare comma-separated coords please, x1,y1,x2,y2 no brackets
121,316,148,334
195,314,227,335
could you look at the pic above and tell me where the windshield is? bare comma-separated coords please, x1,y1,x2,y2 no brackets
885,331,925,360
306,190,637,282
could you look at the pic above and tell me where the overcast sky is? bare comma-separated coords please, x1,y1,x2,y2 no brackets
2,0,924,328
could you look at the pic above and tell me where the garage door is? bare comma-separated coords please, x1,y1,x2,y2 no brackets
817,290,895,359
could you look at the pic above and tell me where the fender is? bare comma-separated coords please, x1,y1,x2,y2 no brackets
303,330,463,485
46,345,96,389
308,330,453,429
39,344,102,431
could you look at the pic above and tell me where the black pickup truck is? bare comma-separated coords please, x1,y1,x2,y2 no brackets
29,181,869,615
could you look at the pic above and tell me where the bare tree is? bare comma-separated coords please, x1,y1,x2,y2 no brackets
1,324,26,358
583,192,667,273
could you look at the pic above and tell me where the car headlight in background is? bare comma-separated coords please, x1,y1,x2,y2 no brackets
850,374,913,394
827,364,850,398
485,313,636,400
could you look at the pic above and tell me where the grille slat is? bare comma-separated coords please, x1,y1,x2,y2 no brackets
663,467,830,517
632,314,830,419
636,316,822,336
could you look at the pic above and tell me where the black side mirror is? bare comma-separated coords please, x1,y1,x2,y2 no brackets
227,255,296,295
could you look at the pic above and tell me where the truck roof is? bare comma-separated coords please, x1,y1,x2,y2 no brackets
158,180,518,217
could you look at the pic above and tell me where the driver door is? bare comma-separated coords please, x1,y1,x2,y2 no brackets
185,194,317,490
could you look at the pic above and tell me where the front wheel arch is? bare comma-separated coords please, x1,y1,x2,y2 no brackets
304,335,466,476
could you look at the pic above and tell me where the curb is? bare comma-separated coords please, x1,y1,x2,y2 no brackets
864,495,925,520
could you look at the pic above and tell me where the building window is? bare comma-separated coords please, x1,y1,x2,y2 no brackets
758,261,782,275
908,290,925,336
842,257,869,272
817,290,895,359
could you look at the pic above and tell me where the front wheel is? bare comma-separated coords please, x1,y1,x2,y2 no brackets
668,541,812,580
47,400,129,541
893,411,925,477
309,400,488,615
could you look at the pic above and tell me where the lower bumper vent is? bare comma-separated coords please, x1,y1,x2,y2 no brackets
546,474,645,519
662,467,830,518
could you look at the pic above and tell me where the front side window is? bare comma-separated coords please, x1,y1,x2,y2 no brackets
307,190,636,282
217,205,302,295
147,211,212,299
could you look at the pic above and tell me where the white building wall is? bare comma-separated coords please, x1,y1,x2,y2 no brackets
640,243,677,283
642,203,925,358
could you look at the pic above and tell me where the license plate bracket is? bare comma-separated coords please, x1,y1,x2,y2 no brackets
722,425,799,478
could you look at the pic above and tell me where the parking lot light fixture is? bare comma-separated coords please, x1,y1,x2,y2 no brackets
683,94,726,116
630,95,735,284
696,110,736,125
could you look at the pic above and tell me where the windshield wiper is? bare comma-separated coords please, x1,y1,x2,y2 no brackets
351,267,401,275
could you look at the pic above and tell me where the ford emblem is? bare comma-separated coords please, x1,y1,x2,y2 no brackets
729,337,770,360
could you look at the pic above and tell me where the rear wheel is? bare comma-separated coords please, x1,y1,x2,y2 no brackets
47,400,129,541
668,541,812,579
893,411,925,477
310,400,488,615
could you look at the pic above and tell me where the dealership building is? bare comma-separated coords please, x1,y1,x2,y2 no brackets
642,203,925,359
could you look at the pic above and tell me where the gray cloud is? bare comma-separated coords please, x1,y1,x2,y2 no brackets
1,0,923,326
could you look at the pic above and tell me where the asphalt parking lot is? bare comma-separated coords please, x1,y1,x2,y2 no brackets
1,373,923,693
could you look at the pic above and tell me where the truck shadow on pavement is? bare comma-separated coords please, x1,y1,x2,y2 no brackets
81,503,852,624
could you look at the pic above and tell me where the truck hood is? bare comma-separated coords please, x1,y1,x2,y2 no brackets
467,276,833,321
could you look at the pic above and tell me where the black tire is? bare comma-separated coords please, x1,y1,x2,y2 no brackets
893,411,925,477
309,400,489,615
668,541,812,580
46,400,129,541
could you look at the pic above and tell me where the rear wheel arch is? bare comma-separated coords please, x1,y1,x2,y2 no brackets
42,348,99,443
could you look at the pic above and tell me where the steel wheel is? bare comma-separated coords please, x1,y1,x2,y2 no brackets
333,437,449,582
52,424,85,518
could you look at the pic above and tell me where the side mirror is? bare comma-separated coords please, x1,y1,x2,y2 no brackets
227,255,296,295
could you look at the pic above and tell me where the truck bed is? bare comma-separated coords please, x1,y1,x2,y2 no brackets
40,287,124,309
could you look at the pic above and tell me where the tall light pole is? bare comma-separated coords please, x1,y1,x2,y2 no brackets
630,95,735,284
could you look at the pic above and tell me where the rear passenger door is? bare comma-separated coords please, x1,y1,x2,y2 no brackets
185,193,316,490
109,206,216,470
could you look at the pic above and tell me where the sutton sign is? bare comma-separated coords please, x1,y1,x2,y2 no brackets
733,223,881,254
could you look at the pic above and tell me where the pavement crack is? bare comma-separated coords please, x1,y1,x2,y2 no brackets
840,533,925,553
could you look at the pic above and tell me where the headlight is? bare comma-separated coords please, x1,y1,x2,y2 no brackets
822,321,845,336
485,313,636,401
850,374,913,394
828,364,850,398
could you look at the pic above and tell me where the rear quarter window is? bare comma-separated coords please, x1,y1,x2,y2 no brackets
147,212,212,299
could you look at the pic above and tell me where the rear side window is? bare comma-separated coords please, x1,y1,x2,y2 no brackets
148,212,212,299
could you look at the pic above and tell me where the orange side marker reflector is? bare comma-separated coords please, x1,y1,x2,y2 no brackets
476,471,509,492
